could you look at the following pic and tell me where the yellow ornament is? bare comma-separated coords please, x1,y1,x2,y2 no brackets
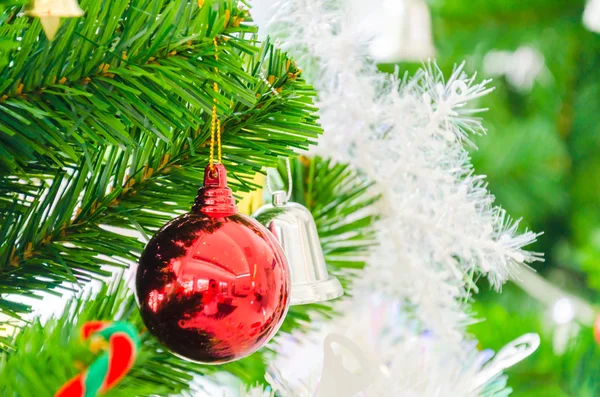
237,172,266,215
27,0,84,40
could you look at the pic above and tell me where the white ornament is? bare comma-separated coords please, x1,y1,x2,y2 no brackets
584,0,600,33
483,46,546,92
27,0,84,40
470,333,540,392
396,0,436,62
551,297,576,325
348,0,435,63
316,333,371,397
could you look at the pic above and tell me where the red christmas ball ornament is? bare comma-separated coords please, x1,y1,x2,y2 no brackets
136,164,290,364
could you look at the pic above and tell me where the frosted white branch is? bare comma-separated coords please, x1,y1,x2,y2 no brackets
250,0,543,394
251,0,542,341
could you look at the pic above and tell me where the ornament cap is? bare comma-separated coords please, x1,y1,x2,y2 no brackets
272,190,288,207
193,163,238,217
203,163,228,187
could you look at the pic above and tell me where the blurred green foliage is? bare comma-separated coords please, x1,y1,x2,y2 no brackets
415,0,600,395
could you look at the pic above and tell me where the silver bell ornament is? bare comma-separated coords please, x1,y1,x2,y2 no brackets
253,189,344,306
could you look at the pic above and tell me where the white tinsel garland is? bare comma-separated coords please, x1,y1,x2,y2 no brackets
247,0,543,395
251,0,542,341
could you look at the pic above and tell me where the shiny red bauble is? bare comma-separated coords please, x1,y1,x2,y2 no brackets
136,164,290,364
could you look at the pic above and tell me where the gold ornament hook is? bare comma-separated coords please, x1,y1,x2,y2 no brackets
209,37,222,171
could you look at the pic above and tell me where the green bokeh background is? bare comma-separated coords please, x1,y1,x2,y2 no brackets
388,0,600,395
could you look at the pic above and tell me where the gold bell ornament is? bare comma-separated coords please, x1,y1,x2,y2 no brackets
253,159,344,305
27,0,84,40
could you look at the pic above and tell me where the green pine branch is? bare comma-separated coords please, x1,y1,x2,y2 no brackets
0,0,321,319
0,64,319,319
0,279,269,397
0,156,379,395
0,0,301,171
0,1,380,393
0,1,24,70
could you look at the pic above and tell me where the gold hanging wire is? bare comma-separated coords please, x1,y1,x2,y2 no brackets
209,37,222,171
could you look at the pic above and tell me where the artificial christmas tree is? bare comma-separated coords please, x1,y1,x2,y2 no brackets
0,0,555,395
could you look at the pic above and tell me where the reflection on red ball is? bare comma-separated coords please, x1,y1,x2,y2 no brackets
136,164,290,364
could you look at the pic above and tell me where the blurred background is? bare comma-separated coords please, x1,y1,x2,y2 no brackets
373,0,600,395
